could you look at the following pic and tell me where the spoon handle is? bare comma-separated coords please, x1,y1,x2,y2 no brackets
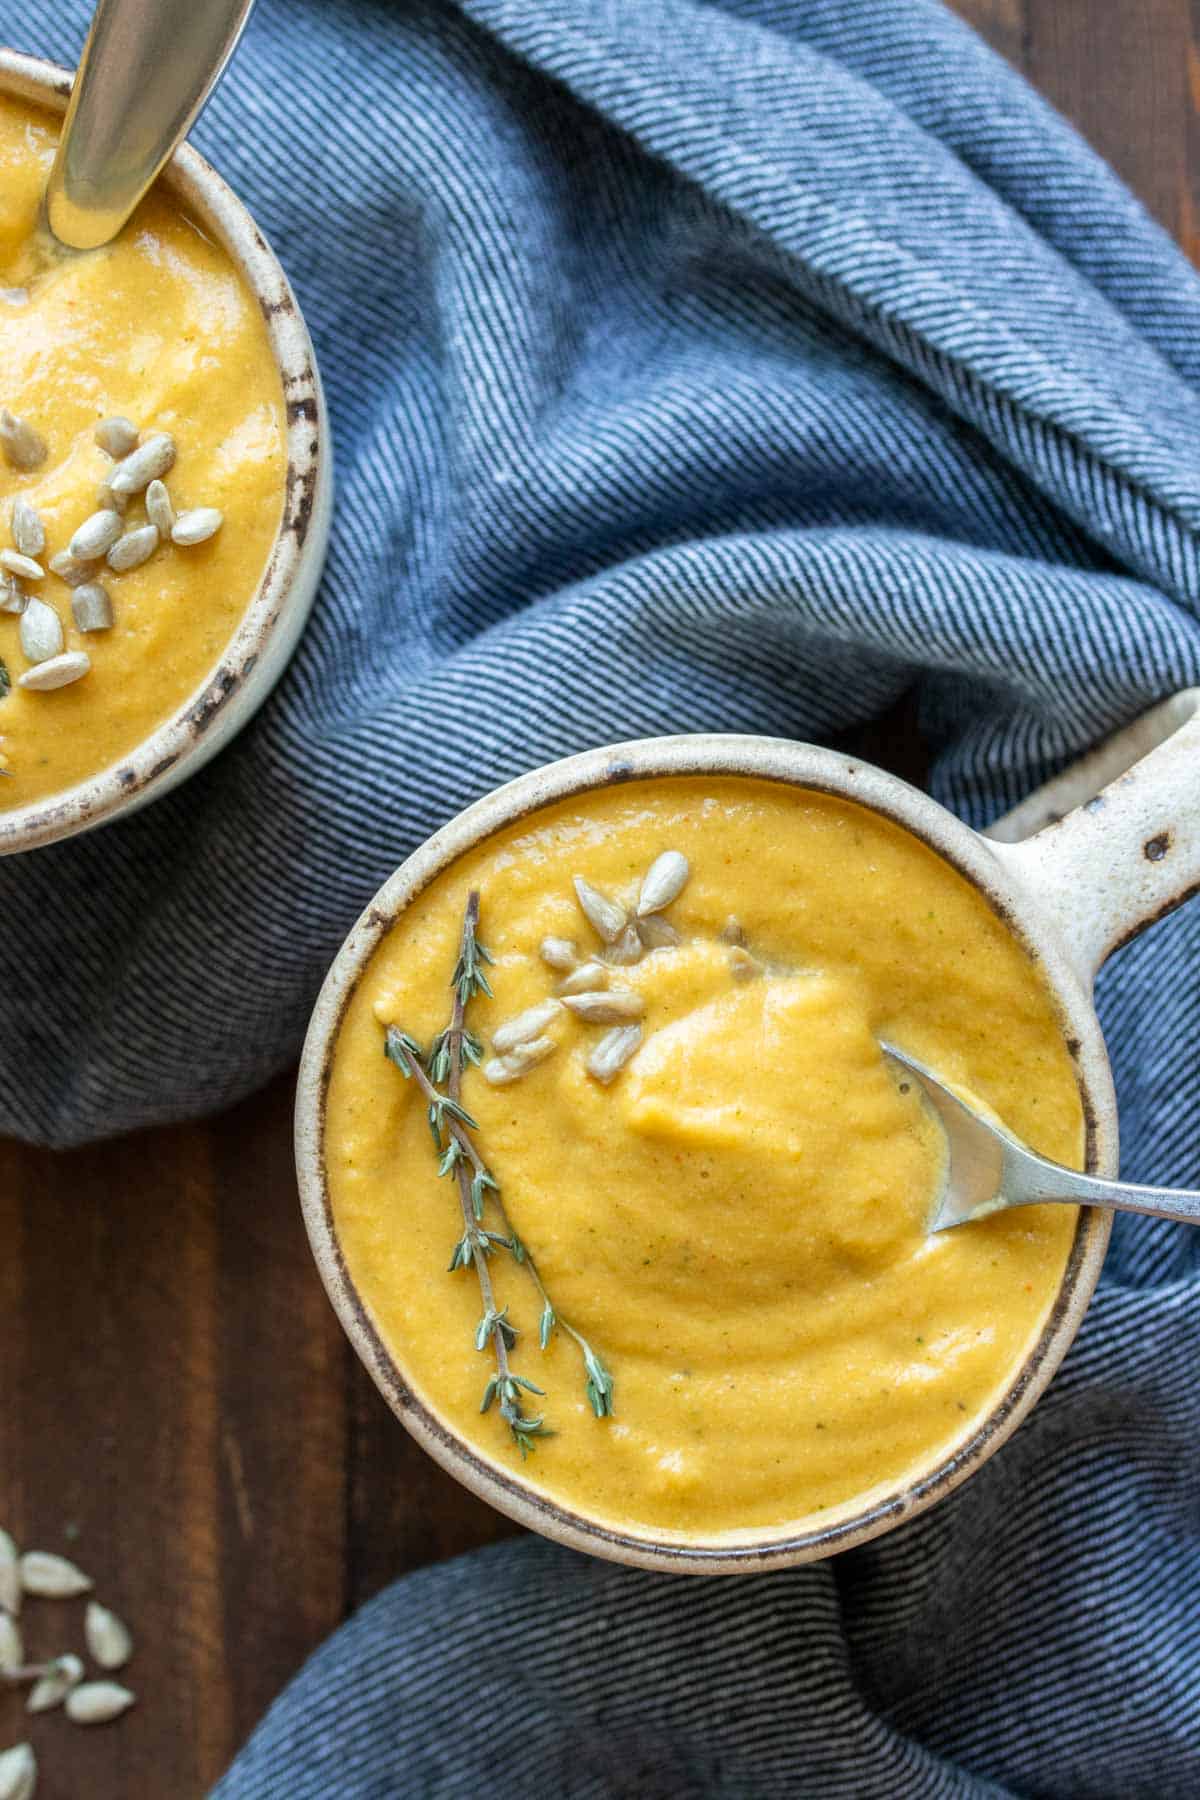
46,0,257,250
1015,1154,1200,1226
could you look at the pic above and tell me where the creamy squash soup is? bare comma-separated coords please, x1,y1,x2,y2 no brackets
0,94,285,806
327,778,1083,1542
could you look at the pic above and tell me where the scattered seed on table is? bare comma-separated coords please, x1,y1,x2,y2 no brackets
0,1611,21,1674
18,1550,92,1597
108,432,175,497
27,1652,84,1714
492,1000,563,1054
587,1024,643,1084
0,409,46,471
19,598,63,665
0,1530,18,1616
10,498,43,559
94,415,139,459
65,1680,135,1726
72,583,113,632
69,509,122,561
0,550,42,582
18,651,91,692
85,1602,133,1671
106,525,158,572
0,1742,36,1800
144,479,175,536
562,989,645,1023
48,550,94,588
0,576,26,616
171,506,223,546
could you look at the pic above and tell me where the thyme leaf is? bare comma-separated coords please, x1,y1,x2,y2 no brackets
384,890,615,1454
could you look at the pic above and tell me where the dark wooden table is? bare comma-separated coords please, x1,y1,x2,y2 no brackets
1,4,1192,1793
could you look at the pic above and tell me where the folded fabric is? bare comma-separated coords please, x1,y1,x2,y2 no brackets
5,0,1200,1792
5,0,1200,1150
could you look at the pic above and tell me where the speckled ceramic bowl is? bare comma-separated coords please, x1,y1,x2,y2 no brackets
297,692,1200,1572
0,49,330,853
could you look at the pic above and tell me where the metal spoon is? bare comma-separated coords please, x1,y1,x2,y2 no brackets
882,1042,1200,1232
46,0,257,250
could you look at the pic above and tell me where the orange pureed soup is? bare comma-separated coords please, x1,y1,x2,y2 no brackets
0,94,285,807
325,777,1082,1543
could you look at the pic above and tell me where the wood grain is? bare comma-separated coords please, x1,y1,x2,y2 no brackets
0,6,1192,1793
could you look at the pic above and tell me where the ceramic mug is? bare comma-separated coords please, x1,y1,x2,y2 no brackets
296,688,1200,1573
0,49,331,853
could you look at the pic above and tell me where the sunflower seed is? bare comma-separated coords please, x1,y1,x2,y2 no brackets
18,1552,91,1599
605,922,644,967
719,916,746,946
484,1036,557,1085
0,1533,18,1617
561,989,644,1023
172,506,223,547
0,1613,21,1674
557,960,608,996
27,1653,83,1714
65,1680,135,1725
587,1024,643,1084
492,1000,562,1055
85,1603,132,1671
72,584,113,632
18,652,91,692
18,599,63,665
0,288,26,307
10,500,43,559
94,416,139,459
96,479,128,515
538,935,578,972
0,1742,36,1800
0,576,26,616
573,877,626,943
636,914,681,950
48,550,94,588
0,551,41,582
107,525,158,572
729,947,762,983
108,433,174,497
0,411,45,472
68,510,122,561
636,850,689,917
144,479,175,536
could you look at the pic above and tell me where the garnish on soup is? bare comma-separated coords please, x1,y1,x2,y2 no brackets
333,777,1084,1540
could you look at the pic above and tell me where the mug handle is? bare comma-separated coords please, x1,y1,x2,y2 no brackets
989,689,1200,988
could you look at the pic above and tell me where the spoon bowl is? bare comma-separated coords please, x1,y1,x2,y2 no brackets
883,1042,1200,1232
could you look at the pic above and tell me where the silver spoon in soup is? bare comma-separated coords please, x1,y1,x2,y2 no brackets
46,0,256,251
883,1042,1200,1232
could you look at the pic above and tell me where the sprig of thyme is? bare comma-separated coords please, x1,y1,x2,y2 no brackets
385,894,549,1457
383,891,615,1450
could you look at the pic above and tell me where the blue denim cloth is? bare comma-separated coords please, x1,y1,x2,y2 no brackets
5,0,1200,1793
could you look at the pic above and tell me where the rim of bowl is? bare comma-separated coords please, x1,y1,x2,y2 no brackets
0,49,326,852
297,734,1114,1574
